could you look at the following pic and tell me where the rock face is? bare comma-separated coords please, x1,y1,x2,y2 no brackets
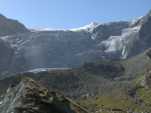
0,22,129,74
146,48,151,59
138,10,151,53
0,14,28,76
0,39,14,75
0,78,87,113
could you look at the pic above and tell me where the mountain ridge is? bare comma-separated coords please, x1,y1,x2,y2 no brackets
0,14,29,36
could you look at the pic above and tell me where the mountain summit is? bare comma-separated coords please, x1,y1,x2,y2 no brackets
70,22,99,32
0,14,29,36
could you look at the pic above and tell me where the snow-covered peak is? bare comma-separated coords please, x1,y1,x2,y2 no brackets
31,28,53,32
30,22,100,32
130,16,143,26
100,24,141,59
30,27,68,32
70,22,99,32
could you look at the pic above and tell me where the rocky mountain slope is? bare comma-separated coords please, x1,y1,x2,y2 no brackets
0,21,128,74
0,14,29,75
0,10,151,75
0,14,29,36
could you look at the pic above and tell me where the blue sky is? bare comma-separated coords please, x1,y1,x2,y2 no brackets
0,0,151,29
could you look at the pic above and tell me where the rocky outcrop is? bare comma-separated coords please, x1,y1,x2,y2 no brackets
0,14,29,36
0,39,14,76
0,78,88,113
139,10,151,50
146,48,151,59
144,70,151,88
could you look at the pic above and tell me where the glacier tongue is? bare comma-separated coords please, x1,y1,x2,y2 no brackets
100,25,141,59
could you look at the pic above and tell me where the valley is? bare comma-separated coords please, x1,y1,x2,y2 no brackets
0,8,151,113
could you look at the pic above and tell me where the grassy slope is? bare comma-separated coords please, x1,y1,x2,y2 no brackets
78,51,151,113
122,51,151,78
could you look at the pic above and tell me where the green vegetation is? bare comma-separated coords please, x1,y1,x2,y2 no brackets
77,50,151,113
121,51,151,78
78,93,151,113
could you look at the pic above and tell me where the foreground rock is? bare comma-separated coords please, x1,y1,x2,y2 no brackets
0,78,88,113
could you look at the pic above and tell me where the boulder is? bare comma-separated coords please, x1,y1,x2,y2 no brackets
0,78,88,113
